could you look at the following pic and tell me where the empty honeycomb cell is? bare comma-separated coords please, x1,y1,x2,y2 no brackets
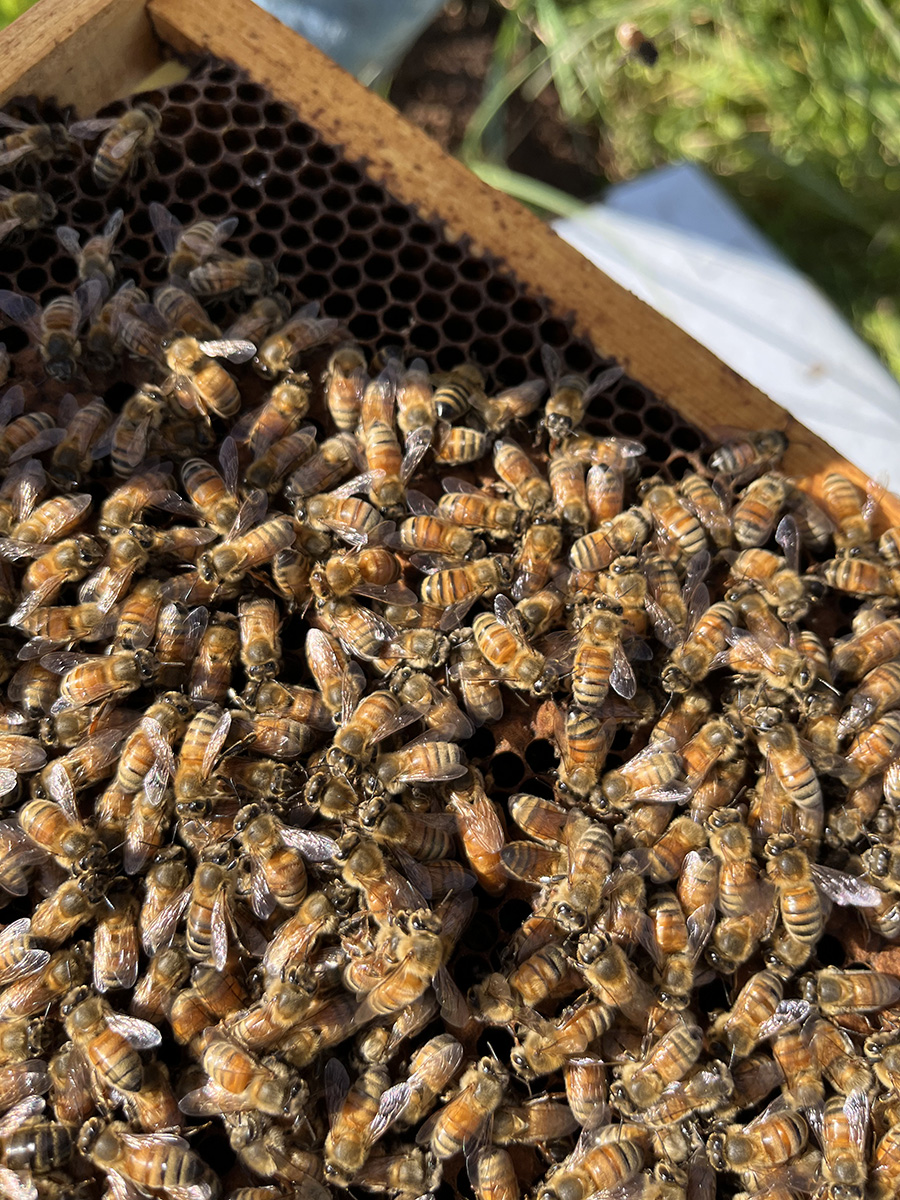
308,142,338,165
524,739,555,773
233,185,262,210
175,171,206,200
307,245,337,272
248,232,278,258
461,913,500,952
363,253,393,281
488,752,525,790
398,244,428,271
563,342,594,372
169,83,201,103
486,277,517,304
409,221,438,245
289,194,318,222
277,252,305,277
257,204,286,231
208,162,241,192
469,337,500,366
197,193,230,217
155,144,186,175
501,326,534,355
0,326,27,353
242,152,269,181
672,424,704,451
475,306,507,333
390,274,420,301
408,322,439,351
645,404,675,431
459,258,490,282
264,174,293,201
203,84,232,101
256,127,284,151
299,164,328,191
337,235,369,261
282,225,311,251
384,304,412,331
49,259,78,286
312,214,344,242
285,120,315,146
17,267,46,293
223,128,253,154
163,103,194,135
324,293,354,318
443,315,473,343
195,102,229,130
357,283,388,311
346,205,378,231
613,411,644,437
139,180,171,207
450,284,480,312
587,393,614,420
615,383,647,412
424,263,455,291
27,236,56,265
495,356,527,386
416,294,447,322
2,249,24,274
509,296,542,325
349,312,380,341
332,161,363,187
236,82,266,102
232,103,261,127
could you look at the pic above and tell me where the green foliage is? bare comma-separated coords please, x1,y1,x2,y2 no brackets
463,0,900,376
0,0,38,26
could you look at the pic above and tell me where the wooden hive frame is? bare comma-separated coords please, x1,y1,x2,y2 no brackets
0,0,895,523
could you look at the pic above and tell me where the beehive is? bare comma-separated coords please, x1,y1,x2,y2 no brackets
0,2,899,1198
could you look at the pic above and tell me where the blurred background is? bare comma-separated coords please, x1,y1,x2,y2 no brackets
4,0,900,385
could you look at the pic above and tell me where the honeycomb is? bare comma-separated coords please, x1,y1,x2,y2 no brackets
0,57,707,480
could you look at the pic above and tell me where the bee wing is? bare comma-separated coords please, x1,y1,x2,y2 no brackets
201,709,233,780
56,225,82,255
249,867,276,921
8,426,66,464
370,1080,412,1141
610,642,637,700
434,964,471,1028
493,593,529,637
94,923,138,994
401,425,433,483
219,435,239,496
0,291,40,336
76,279,106,323
812,863,883,907
686,902,716,964
643,594,686,649
0,769,16,799
405,489,438,516
442,477,492,497
0,1165,37,1200
775,514,800,573
392,847,434,898
370,703,423,745
440,595,478,632
0,144,37,169
69,116,119,138
682,549,711,603
10,459,45,524
105,126,144,160
324,1056,350,1120
0,386,25,432
211,887,230,973
540,343,562,389
142,888,190,954
197,338,257,363
582,364,626,403
107,1012,163,1049
178,1081,240,1116
0,539,48,561
843,1088,872,1150
329,470,384,499
0,217,22,242
228,488,267,538
0,1094,44,1138
336,660,366,725
353,581,418,605
0,919,48,985
279,827,340,862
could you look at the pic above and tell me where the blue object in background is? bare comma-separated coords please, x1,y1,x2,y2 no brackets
256,0,447,83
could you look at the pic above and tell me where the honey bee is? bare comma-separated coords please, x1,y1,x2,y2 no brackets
678,472,732,548
709,969,784,1059
432,363,484,422
253,301,342,378
62,985,161,1094
395,504,480,560
872,1123,900,1200
234,803,337,917
707,1101,808,1176
473,594,559,695
70,103,162,187
372,737,467,795
821,470,880,557
323,1061,390,1178
845,711,900,783
569,507,652,571
150,201,240,280
311,546,412,606
130,941,190,1024
285,433,359,500
538,1125,645,1200
647,891,714,1010
56,208,123,292
78,1118,213,1200
470,379,545,434
417,1055,507,1159
92,886,140,993
451,637,503,726
162,335,255,421
432,422,487,465
822,554,897,597
260,890,338,984
418,555,510,608
804,967,900,1015
766,833,881,947
236,596,282,683
322,343,367,431
188,253,278,300
0,186,57,243
0,941,89,1019
47,648,156,711
708,429,788,482
731,473,789,548
189,615,239,705
438,485,521,538
180,1032,306,1120
839,660,900,736
0,112,69,173
832,615,900,681
614,1023,704,1108
198,514,295,586
572,605,638,710
541,346,624,442
0,283,101,380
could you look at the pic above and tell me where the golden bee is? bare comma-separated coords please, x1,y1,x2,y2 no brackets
70,103,162,187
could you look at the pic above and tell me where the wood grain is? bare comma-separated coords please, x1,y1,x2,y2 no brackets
0,0,160,113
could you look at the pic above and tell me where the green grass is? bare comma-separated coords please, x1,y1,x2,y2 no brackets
462,0,900,379
0,0,36,25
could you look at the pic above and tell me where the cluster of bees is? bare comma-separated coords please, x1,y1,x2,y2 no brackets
0,84,899,1200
